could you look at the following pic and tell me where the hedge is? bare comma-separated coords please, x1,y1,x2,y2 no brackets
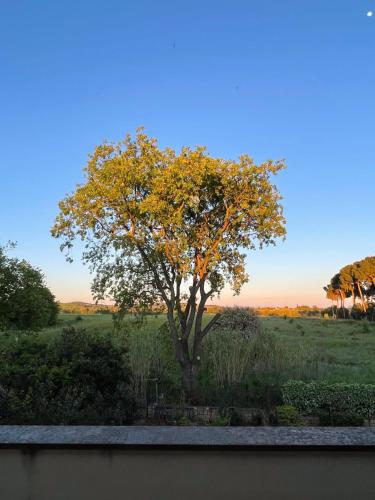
283,380,375,420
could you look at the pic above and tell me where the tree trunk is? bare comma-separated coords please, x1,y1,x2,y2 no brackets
340,292,345,318
164,279,220,404
180,361,200,404
165,307,200,404
356,282,367,312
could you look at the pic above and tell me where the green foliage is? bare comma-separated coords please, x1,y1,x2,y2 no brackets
203,308,260,388
122,319,180,403
0,327,135,424
283,380,375,422
317,409,364,426
210,415,230,426
276,405,305,426
0,245,58,331
213,307,260,339
52,128,286,304
6,312,375,422
51,128,286,402
201,314,319,409
177,416,192,426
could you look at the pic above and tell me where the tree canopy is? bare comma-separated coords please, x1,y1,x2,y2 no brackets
52,128,286,401
0,244,59,331
324,256,375,316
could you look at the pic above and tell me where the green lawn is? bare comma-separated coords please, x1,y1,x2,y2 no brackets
261,316,375,383
20,313,375,384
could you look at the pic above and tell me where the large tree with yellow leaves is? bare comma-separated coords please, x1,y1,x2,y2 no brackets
52,129,286,402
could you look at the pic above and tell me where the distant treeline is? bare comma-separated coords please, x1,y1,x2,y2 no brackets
58,302,321,318
59,302,117,315
255,306,321,317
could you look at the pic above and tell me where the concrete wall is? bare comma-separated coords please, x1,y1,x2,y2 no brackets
2,448,375,500
1,427,375,500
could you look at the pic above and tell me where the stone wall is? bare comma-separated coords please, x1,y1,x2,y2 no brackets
147,405,267,425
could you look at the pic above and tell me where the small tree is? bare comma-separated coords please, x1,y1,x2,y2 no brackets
0,244,58,331
52,129,286,402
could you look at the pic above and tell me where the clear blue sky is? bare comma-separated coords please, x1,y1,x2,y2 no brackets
1,0,374,306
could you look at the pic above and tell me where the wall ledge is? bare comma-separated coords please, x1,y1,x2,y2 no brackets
1,426,375,449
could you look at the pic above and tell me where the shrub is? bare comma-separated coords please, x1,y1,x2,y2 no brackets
317,409,364,427
203,308,260,388
177,416,192,426
0,327,135,424
283,380,375,424
210,415,230,426
212,307,260,340
276,405,305,426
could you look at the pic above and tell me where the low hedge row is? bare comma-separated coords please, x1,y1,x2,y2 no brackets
283,380,375,420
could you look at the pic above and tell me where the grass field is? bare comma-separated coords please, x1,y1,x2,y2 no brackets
261,316,375,383
31,313,375,384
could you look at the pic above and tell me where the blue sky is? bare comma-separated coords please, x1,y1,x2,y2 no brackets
0,0,374,306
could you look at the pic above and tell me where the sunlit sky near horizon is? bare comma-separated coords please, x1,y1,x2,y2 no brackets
1,0,374,307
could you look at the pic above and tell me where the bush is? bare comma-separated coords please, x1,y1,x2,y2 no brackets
202,308,260,390
212,307,260,339
177,416,192,426
210,415,230,426
351,305,367,321
0,327,135,424
317,409,364,427
276,405,305,426
283,380,375,424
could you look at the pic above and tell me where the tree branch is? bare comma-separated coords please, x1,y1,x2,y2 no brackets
201,312,221,337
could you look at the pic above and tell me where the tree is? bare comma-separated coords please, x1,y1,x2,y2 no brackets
51,128,286,402
323,284,338,318
339,265,357,307
0,244,58,331
324,257,375,319
358,257,375,306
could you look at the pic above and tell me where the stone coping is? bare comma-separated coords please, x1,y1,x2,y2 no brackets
1,426,375,448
